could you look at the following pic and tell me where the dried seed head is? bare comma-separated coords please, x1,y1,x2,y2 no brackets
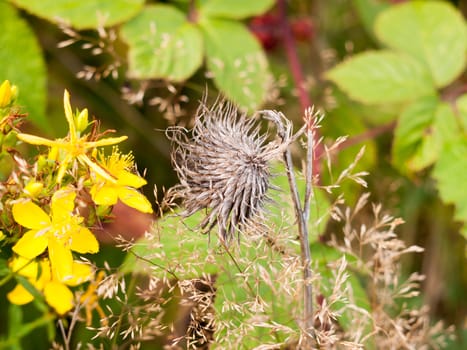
169,99,291,243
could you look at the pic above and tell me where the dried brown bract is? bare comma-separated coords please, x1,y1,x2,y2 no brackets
168,99,292,243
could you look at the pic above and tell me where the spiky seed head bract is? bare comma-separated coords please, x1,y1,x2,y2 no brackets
170,99,288,243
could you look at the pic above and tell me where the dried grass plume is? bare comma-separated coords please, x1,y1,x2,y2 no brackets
168,98,292,242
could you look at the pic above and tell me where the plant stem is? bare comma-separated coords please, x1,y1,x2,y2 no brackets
335,121,396,152
283,146,314,342
278,0,311,112
265,110,314,344
278,0,323,174
303,126,314,223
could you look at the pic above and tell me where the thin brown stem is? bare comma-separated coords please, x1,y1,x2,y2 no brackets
336,121,396,152
265,110,315,345
283,147,314,343
303,109,317,222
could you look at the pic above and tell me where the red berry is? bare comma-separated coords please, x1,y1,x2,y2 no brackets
291,18,314,42
249,14,282,51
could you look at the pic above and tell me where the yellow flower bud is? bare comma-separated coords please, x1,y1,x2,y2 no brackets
75,108,89,133
48,146,59,161
0,230,5,241
24,181,44,198
10,85,18,101
0,80,12,108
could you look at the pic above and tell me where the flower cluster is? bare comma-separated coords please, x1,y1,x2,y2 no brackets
0,82,153,319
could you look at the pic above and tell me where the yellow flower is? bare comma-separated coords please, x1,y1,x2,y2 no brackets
24,181,44,198
16,90,127,183
0,80,17,108
90,149,153,213
12,186,99,281
7,256,93,315
0,230,5,241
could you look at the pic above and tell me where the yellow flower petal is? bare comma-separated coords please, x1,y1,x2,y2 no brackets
66,262,93,287
85,136,128,148
7,284,34,305
117,170,147,188
0,80,12,108
12,200,50,229
16,133,61,147
13,230,48,259
70,227,99,254
56,153,73,184
48,239,73,282
35,259,52,290
79,155,116,183
51,187,76,222
44,281,74,315
119,187,153,214
63,90,77,143
91,184,118,206
9,256,38,278
24,181,44,198
48,145,59,161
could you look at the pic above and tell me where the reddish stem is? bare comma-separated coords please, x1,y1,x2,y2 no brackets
336,121,397,152
277,0,323,171
278,0,311,112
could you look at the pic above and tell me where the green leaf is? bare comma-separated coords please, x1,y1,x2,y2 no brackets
6,304,22,349
0,2,47,128
432,138,467,237
200,18,270,111
198,0,275,19
392,98,460,173
326,51,435,105
0,258,9,276
268,162,331,241
10,0,145,29
122,211,218,278
375,1,467,88
352,0,389,36
456,93,467,131
393,97,438,172
120,4,203,82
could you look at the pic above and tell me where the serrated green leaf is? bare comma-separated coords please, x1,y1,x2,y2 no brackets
10,0,144,29
201,18,269,111
0,2,47,128
120,4,203,81
392,97,437,172
326,51,435,105
375,1,467,88
412,102,459,170
393,98,461,173
198,0,275,19
432,138,467,237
